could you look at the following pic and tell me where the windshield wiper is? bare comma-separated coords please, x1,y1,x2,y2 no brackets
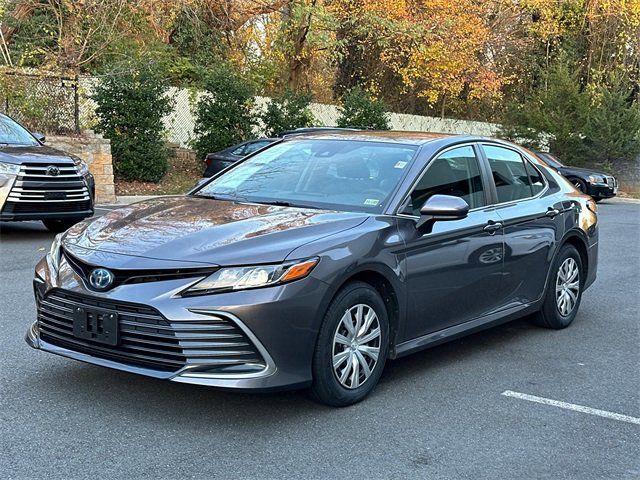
254,200,320,210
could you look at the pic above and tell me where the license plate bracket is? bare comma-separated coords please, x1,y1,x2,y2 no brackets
45,191,67,200
72,306,119,346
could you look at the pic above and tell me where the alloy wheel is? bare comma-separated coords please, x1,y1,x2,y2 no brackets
555,257,580,316
332,304,381,389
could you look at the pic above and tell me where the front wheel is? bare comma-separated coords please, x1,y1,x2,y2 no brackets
42,219,82,233
532,244,583,329
309,281,389,407
571,178,587,193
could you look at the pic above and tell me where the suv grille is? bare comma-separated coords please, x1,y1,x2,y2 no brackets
2,163,91,215
36,289,266,373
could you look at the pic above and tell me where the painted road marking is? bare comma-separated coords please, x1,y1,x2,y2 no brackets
502,390,640,426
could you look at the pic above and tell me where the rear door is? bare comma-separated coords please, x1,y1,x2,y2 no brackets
480,144,565,307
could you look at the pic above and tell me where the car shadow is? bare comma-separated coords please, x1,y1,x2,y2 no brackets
0,220,53,240
32,315,542,425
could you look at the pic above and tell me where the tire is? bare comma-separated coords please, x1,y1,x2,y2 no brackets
532,244,583,329
570,178,587,193
42,219,81,233
309,281,389,407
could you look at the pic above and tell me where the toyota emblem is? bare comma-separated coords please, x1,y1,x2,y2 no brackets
46,165,60,176
88,268,115,291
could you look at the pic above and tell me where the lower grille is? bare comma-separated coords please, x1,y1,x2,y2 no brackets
3,200,92,214
37,290,266,373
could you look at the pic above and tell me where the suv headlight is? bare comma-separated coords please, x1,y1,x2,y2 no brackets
588,174,605,184
72,156,90,176
0,161,20,176
183,258,319,295
47,234,63,273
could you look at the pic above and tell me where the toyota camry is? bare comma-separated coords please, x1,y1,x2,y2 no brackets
26,131,598,406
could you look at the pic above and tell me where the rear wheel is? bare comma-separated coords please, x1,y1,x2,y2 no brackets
42,219,81,233
309,281,389,407
532,244,583,329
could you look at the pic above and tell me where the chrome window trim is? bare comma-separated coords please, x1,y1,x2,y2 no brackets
393,142,488,216
480,142,550,208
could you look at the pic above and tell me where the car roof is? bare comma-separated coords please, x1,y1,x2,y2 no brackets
280,130,480,145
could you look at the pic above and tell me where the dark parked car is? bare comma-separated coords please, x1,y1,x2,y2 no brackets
536,151,617,201
0,113,95,232
203,129,361,177
27,131,598,406
203,138,277,177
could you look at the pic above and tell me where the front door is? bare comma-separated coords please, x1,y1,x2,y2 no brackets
399,145,506,341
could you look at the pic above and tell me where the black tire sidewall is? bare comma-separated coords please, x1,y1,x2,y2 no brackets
42,219,80,233
571,178,587,193
310,281,389,407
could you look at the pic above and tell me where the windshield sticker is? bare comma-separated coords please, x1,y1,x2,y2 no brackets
394,161,408,169
364,198,380,206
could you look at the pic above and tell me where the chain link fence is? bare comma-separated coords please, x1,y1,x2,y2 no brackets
0,71,499,145
0,71,81,134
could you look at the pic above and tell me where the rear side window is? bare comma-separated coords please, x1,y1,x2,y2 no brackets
524,161,545,195
484,145,539,202
402,145,486,215
244,140,271,154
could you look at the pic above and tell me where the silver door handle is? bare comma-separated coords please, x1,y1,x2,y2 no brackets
483,222,503,234
545,208,561,218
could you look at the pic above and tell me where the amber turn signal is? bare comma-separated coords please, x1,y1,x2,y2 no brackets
281,258,319,283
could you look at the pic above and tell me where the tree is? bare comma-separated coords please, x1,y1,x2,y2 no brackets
585,83,640,162
191,64,257,159
92,65,174,182
261,89,315,136
336,86,390,129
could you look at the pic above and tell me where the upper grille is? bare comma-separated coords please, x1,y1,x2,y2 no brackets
2,163,91,216
63,249,216,288
36,289,266,374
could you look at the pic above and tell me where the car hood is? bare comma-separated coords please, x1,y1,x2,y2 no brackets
62,196,368,267
559,166,607,177
0,145,75,164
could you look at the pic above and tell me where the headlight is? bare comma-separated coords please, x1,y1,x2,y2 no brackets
72,156,90,176
588,174,605,184
183,258,319,295
47,234,63,273
0,161,20,175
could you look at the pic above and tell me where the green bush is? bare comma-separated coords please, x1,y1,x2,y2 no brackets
261,90,315,137
336,87,391,130
191,65,257,159
92,66,173,182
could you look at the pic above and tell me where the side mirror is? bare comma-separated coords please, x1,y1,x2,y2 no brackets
417,194,470,233
32,132,46,143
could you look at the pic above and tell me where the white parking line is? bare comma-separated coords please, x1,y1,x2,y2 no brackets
502,390,640,426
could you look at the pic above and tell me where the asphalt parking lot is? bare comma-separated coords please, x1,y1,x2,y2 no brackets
1,201,639,480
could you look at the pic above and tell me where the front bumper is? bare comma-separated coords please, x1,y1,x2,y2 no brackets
587,183,617,199
27,254,330,391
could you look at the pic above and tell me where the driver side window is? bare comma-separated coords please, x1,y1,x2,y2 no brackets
402,146,486,216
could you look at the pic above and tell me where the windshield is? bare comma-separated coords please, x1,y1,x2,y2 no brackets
196,139,419,213
539,152,564,168
0,115,39,146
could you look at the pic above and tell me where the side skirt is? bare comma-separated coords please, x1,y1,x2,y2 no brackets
392,302,540,359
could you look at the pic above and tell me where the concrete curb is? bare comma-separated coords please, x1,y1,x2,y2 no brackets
603,196,640,205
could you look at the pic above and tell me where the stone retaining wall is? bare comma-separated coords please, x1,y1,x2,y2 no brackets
46,131,115,203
